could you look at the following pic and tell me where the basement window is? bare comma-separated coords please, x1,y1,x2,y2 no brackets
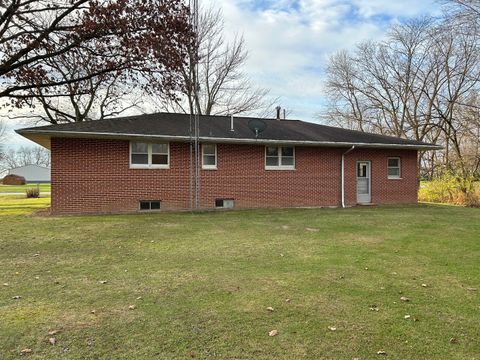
139,200,161,211
387,157,401,179
215,199,234,209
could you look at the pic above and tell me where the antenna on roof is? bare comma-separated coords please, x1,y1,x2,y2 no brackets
248,119,267,138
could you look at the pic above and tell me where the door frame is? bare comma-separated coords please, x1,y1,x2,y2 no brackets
356,160,372,204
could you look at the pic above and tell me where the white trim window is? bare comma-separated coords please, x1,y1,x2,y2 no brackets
130,141,169,169
265,146,295,170
202,144,217,169
387,157,401,179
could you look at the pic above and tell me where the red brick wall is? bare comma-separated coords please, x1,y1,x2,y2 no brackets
50,138,418,214
344,149,419,205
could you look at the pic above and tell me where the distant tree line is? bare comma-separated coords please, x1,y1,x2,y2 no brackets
0,146,50,172
323,0,480,192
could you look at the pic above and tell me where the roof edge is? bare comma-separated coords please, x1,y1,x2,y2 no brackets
16,129,443,150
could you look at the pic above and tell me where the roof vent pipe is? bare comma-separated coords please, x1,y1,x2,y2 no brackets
230,114,234,132
276,106,281,120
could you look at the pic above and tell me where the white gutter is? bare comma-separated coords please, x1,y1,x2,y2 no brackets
341,145,355,208
15,129,443,150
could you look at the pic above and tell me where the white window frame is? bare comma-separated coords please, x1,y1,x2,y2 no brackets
387,157,401,179
129,141,170,169
265,146,295,170
202,143,217,170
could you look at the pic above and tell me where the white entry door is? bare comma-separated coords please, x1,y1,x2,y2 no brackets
357,161,371,204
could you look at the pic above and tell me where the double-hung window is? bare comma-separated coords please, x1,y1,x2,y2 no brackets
387,157,401,179
202,144,217,169
130,142,169,168
265,146,295,170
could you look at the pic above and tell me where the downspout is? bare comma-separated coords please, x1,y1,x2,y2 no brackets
341,145,355,208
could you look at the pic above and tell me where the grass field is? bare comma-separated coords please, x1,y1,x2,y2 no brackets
0,198,479,359
0,184,51,194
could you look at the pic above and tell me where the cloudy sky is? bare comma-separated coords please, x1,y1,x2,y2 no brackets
4,0,441,149
208,0,441,119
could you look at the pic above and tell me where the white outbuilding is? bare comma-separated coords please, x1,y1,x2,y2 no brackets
7,164,51,183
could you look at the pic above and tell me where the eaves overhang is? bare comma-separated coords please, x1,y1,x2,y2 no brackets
15,129,444,151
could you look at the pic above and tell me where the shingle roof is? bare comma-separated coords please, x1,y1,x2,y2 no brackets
16,112,441,150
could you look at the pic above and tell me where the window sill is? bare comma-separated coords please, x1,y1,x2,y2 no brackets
202,166,217,170
130,165,170,169
265,166,296,171
388,177,403,180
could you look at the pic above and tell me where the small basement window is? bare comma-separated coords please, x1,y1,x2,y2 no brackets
215,199,234,209
139,200,161,211
387,157,401,179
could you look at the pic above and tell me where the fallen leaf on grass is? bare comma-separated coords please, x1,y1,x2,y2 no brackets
400,296,410,302
128,305,136,310
377,350,387,355
421,283,428,287
3,283,8,286
20,348,32,354
450,337,459,344
369,304,379,311
48,330,59,336
136,296,142,300
268,329,278,337
90,310,96,314
305,228,319,232
328,326,337,331
404,315,411,319
12,295,21,300
267,307,274,312
285,299,291,303
466,287,477,292
48,338,56,346
99,280,107,284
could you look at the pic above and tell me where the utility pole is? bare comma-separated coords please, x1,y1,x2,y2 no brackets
189,0,200,211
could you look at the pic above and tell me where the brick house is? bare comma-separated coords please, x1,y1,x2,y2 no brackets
17,112,440,215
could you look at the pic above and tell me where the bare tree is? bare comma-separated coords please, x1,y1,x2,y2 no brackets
323,13,480,182
445,0,480,26
15,49,143,124
157,7,275,117
1,146,50,171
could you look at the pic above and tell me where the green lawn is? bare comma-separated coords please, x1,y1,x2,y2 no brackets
0,184,51,194
0,198,479,359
